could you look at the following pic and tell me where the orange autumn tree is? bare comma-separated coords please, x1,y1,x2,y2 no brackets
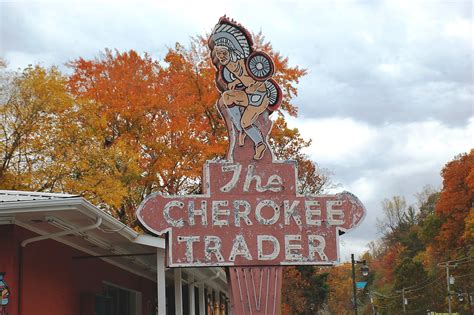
326,264,354,314
1,35,336,310
433,150,474,258
67,39,331,311
68,48,227,220
0,63,144,209
67,36,320,221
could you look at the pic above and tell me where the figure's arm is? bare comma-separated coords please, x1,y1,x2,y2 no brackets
226,60,243,77
227,79,240,90
245,81,264,93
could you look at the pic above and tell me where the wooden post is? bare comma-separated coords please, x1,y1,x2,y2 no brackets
198,283,206,315
188,274,195,315
175,268,183,315
157,249,166,315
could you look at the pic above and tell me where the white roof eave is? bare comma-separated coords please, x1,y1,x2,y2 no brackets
0,195,165,249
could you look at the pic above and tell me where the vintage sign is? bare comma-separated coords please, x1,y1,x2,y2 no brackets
136,17,366,268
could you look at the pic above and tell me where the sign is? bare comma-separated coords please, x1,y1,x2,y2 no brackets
137,16,366,268
356,282,367,289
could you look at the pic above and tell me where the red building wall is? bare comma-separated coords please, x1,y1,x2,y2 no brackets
0,225,156,315
0,225,19,315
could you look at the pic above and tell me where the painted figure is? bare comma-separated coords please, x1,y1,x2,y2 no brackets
207,294,213,314
0,273,9,315
213,301,220,315
209,17,282,160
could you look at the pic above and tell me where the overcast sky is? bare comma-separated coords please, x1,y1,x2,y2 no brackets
1,0,473,261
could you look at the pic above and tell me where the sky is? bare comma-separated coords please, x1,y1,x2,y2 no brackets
1,0,473,261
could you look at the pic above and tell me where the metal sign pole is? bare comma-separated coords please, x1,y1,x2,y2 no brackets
227,267,282,315
351,254,358,315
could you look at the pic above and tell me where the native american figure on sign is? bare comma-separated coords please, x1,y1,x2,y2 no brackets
209,17,282,162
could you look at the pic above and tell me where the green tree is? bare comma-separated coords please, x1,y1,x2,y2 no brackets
393,258,429,312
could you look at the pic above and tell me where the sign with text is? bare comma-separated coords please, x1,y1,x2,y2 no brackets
138,160,365,267
137,17,366,267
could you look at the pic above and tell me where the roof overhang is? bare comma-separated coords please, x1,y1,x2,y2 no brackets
0,191,164,281
0,191,229,291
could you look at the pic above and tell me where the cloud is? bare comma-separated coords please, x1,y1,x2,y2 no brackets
1,1,204,69
443,19,473,40
339,237,371,262
290,117,473,174
1,0,472,259
3,1,472,128
267,1,473,126
287,115,473,254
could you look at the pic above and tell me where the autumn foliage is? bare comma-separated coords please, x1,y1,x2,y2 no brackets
0,65,75,190
329,151,473,314
1,36,327,312
434,151,474,256
1,32,471,312
1,35,320,221
67,47,228,216
326,264,354,314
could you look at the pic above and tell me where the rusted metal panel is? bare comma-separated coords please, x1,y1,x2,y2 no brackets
227,267,282,315
137,159,365,267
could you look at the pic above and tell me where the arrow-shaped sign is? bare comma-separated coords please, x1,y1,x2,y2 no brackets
137,160,365,267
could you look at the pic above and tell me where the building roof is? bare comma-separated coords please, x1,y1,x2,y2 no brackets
0,190,78,202
0,190,163,281
0,190,229,291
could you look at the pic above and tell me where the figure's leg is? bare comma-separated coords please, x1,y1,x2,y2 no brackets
253,142,266,160
227,106,246,146
226,106,243,132
240,98,268,129
222,91,249,146
223,90,249,107
244,126,266,159
238,129,246,146
240,98,269,159
244,125,263,146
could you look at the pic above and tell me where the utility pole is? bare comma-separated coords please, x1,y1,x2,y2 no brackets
351,254,369,315
402,288,406,315
446,264,452,315
469,290,474,315
351,254,358,315
439,260,457,315
368,293,376,315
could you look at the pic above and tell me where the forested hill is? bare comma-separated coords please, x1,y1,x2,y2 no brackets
1,49,472,313
321,151,473,314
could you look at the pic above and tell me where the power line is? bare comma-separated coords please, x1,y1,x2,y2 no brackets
405,274,444,293
438,256,473,267
369,271,472,312
365,256,473,312
370,290,401,299
453,272,474,280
